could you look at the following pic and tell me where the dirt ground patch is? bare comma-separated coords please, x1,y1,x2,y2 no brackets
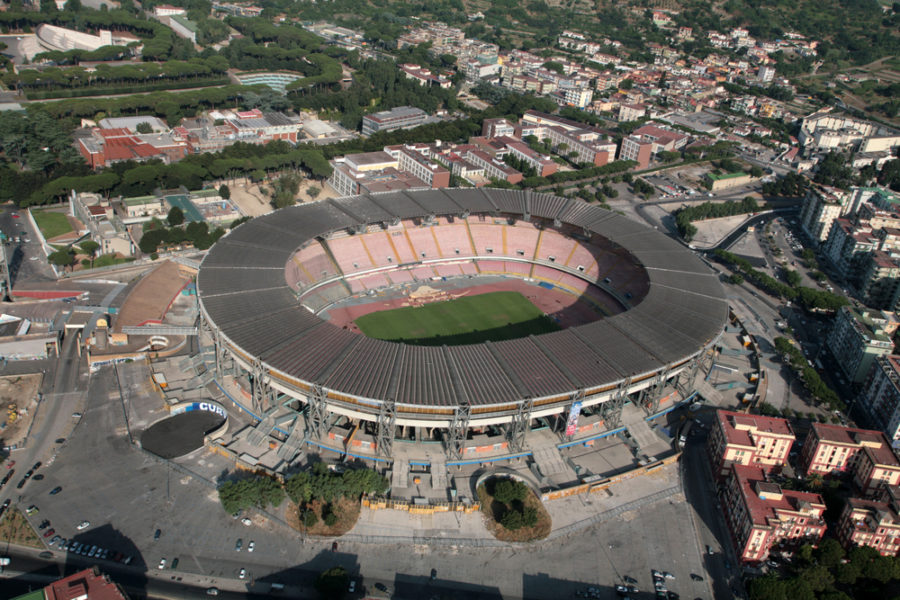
285,497,361,537
0,507,42,548
228,178,337,218
0,373,43,448
477,483,551,542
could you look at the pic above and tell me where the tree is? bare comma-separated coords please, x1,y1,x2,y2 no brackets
49,249,75,268
500,509,524,530
748,575,788,600
167,206,184,226
784,269,802,287
135,122,153,134
218,184,230,200
303,509,318,527
307,186,321,200
79,240,100,257
492,479,528,504
815,538,845,569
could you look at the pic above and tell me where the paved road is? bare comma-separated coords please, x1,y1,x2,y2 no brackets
0,205,56,288
681,428,745,600
1,331,87,506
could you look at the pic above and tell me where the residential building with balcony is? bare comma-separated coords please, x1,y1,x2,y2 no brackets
800,184,849,244
800,422,900,495
720,464,826,564
707,409,795,479
858,355,900,444
825,306,898,384
837,496,900,556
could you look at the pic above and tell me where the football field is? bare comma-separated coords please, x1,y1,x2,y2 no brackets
354,291,560,346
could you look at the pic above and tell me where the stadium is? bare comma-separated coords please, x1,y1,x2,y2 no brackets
196,188,728,461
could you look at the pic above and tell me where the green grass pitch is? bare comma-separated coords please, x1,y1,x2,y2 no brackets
354,291,561,346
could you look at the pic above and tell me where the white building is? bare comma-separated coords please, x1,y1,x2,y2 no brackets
800,184,850,244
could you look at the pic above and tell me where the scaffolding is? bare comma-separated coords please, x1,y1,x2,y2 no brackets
600,377,629,431
375,399,396,458
640,366,670,415
508,397,534,452
305,384,329,441
447,400,470,460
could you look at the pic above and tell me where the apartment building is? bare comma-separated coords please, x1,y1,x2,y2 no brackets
707,409,796,479
861,250,900,310
837,495,900,556
800,184,849,244
825,306,898,384
800,422,900,495
720,464,826,564
858,355,900,443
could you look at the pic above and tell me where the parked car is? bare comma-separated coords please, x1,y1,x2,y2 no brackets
248,541,255,553
76,521,90,530
49,486,62,495
235,539,243,552
158,559,166,570
238,568,247,579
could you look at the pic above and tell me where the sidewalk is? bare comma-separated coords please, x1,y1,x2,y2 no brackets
343,460,682,546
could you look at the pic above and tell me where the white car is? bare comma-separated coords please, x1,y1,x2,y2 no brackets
76,521,90,530
238,568,247,579
158,558,166,570
247,541,255,553
241,517,252,526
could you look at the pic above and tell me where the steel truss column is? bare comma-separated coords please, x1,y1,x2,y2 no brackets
508,397,534,452
306,384,328,440
600,377,630,431
447,401,470,460
251,357,268,414
641,367,670,415
376,399,396,458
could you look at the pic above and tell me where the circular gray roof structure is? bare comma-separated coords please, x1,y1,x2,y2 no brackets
197,188,728,424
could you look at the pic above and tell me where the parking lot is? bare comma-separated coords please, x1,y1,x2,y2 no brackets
5,357,731,599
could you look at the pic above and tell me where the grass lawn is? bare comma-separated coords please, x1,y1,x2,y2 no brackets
32,210,73,240
354,291,560,346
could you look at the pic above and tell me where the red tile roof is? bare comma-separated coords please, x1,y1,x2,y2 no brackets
811,423,900,467
45,568,129,600
733,464,825,527
716,409,794,446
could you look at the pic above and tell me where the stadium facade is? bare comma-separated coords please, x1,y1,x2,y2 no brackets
197,189,728,460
